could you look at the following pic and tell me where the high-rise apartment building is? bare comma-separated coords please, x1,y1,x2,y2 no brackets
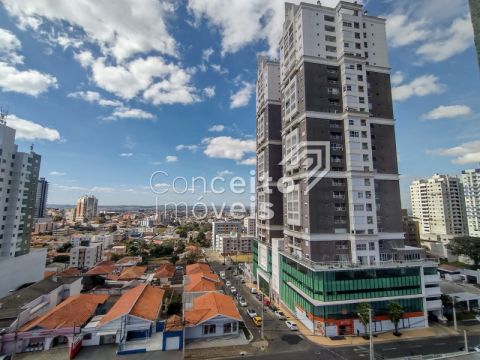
253,1,440,336
75,195,98,222
410,174,468,258
211,221,241,253
0,117,46,297
35,177,49,218
459,169,480,237
243,216,257,236
470,0,480,67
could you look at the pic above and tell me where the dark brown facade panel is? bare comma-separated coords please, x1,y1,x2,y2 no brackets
371,123,399,174
367,71,394,119
375,179,403,233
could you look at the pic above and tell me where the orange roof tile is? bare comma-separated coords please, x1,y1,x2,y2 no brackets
116,256,142,265
98,284,165,327
44,271,56,279
154,264,176,279
184,273,221,292
186,263,212,275
184,292,241,326
86,261,115,276
21,294,109,331
165,315,183,331
118,266,147,280
60,268,82,276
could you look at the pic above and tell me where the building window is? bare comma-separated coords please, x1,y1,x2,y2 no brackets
257,113,265,142
284,77,297,117
287,185,301,225
356,244,367,251
257,151,265,181
343,21,352,27
224,323,232,334
285,128,299,170
203,324,216,335
350,131,359,138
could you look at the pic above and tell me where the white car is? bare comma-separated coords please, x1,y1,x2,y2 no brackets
225,280,231,287
247,308,257,318
250,287,258,294
230,286,237,294
285,320,298,330
239,297,248,307
274,310,287,320
476,315,480,322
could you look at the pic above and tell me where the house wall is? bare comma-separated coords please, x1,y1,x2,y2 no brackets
185,315,239,339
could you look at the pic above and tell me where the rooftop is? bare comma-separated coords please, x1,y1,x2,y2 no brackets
86,261,115,276
184,273,222,292
185,292,241,326
154,264,176,279
117,266,147,280
186,263,212,276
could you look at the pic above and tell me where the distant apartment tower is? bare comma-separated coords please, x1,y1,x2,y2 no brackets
75,195,98,222
211,221,241,253
459,169,480,237
401,209,420,247
410,174,468,258
470,0,480,67
35,177,49,218
243,216,256,236
253,1,441,336
69,242,103,269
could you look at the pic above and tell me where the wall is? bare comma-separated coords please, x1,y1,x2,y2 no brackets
185,316,239,339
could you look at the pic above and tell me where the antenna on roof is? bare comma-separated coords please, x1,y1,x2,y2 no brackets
0,106,8,125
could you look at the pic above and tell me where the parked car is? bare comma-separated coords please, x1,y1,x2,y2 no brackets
239,297,248,307
240,277,246,284
285,320,298,330
459,345,480,352
250,287,258,294
274,310,287,320
235,292,242,300
247,308,257,318
253,316,263,327
269,304,278,312
225,280,231,287
230,286,237,294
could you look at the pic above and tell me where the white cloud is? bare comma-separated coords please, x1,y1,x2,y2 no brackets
108,107,155,120
119,153,133,157
237,157,256,166
416,17,474,62
217,169,234,176
422,105,473,120
202,48,214,62
230,82,255,109
211,64,228,75
208,125,225,132
5,114,61,141
427,140,480,164
0,28,23,64
68,91,123,107
165,155,178,162
390,71,404,86
175,144,199,152
0,62,57,96
203,86,216,98
386,14,430,48
202,136,255,160
392,75,446,102
50,171,66,176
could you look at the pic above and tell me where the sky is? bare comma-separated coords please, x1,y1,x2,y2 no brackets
0,0,478,208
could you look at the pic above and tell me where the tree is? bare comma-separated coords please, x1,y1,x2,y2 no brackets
387,302,404,335
447,236,480,266
57,242,72,253
109,224,118,233
357,302,372,337
53,254,70,263
169,254,179,265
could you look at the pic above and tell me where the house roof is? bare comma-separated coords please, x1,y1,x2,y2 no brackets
154,264,176,279
165,315,183,331
117,266,147,281
438,264,459,272
184,292,241,326
116,256,142,265
98,284,165,327
184,273,221,292
20,294,109,331
86,261,115,276
60,268,82,277
185,263,212,276
44,271,56,279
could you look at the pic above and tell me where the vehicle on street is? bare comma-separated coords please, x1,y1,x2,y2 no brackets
225,280,231,287
269,304,278,312
247,308,257,318
256,293,263,301
175,266,183,270
235,292,242,300
459,345,480,352
239,297,248,307
251,287,258,294
275,310,287,320
253,316,263,327
285,320,298,330
220,271,226,279
476,315,480,322
230,286,237,294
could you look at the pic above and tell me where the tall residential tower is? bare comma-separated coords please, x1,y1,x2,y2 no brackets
460,169,480,237
35,177,49,218
253,1,440,337
75,194,98,222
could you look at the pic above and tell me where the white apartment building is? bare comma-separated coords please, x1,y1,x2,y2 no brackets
243,216,256,236
70,242,103,269
460,169,480,237
216,234,254,254
211,221,241,252
411,174,468,258
71,234,113,249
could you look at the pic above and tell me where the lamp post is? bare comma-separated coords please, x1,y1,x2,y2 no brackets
369,308,374,360
261,291,264,340
453,296,458,331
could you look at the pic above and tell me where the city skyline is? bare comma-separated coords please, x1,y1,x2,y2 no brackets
0,0,477,207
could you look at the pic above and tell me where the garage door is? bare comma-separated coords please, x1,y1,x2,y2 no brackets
165,336,180,350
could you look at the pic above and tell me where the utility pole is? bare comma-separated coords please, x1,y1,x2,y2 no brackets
369,308,374,360
261,291,264,340
464,330,468,353
453,297,458,331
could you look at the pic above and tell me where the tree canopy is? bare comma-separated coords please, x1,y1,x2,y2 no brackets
447,236,480,266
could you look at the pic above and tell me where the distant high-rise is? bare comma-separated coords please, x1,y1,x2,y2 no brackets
75,195,98,222
35,177,49,218
459,169,480,237
470,0,480,67
410,174,468,258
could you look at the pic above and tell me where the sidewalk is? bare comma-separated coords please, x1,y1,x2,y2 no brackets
276,303,462,347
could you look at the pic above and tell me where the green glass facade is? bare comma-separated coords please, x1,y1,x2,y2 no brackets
252,239,259,278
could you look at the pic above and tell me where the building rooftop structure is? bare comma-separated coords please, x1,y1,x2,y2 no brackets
185,263,212,276
184,292,241,326
184,273,222,292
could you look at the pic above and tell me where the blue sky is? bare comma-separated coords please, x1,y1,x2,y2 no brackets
0,0,478,208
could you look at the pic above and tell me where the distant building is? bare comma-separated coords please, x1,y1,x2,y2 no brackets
211,221,241,252
70,242,103,269
470,0,480,67
459,169,480,237
35,177,49,218
410,174,468,258
75,195,98,222
34,218,54,234
401,209,420,247
243,216,256,236
216,233,254,254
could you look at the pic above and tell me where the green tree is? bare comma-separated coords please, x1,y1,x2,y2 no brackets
357,302,372,336
169,253,179,265
387,302,404,335
57,242,72,253
447,236,480,266
53,254,70,263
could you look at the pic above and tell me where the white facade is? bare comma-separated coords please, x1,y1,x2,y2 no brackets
211,222,241,252
185,315,239,340
69,242,103,269
243,216,256,236
71,234,113,249
460,169,480,237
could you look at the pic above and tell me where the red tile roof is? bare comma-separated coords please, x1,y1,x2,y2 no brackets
186,263,212,275
43,271,56,279
20,294,109,331
165,315,183,331
184,292,241,326
118,266,147,280
98,284,165,327
184,273,221,292
154,264,176,279
85,261,115,276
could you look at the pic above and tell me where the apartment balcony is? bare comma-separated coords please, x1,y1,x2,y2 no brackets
425,286,442,297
